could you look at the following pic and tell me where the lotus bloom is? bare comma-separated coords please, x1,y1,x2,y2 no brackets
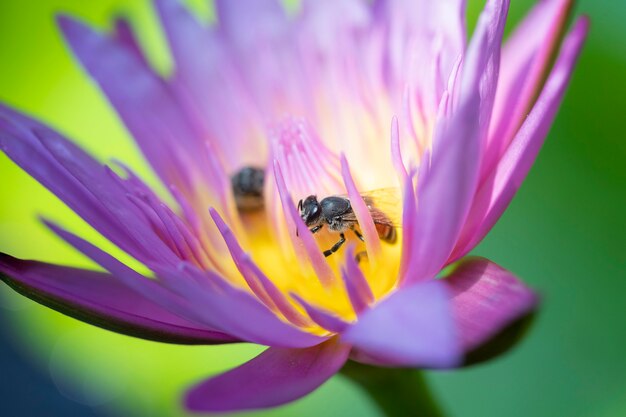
0,0,587,413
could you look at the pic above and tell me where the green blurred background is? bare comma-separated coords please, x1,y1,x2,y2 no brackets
0,1,624,416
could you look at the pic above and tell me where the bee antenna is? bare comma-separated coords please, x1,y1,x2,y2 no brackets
297,199,303,211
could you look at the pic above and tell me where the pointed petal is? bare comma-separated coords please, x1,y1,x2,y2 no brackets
376,0,466,92
43,220,224,330
401,0,508,286
444,257,538,364
46,220,325,348
342,281,461,368
0,105,179,267
458,0,509,144
154,0,211,77
485,0,574,178
340,154,382,259
112,16,148,66
341,246,374,316
159,266,327,348
273,160,336,288
267,118,343,263
0,254,235,344
209,208,313,328
400,99,480,284
56,15,220,199
292,294,350,334
185,338,350,412
451,17,589,260
390,116,409,183
155,0,266,170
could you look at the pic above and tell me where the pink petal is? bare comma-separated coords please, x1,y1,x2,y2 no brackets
342,281,461,368
450,17,589,260
390,116,409,183
185,338,350,412
0,254,235,344
272,159,336,288
299,0,370,53
444,257,539,361
155,0,265,170
340,154,382,259
375,0,466,99
484,0,574,180
399,97,480,285
341,246,374,316
401,0,509,286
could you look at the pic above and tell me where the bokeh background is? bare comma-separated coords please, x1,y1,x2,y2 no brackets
0,0,624,416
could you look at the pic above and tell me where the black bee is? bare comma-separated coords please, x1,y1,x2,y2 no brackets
231,166,265,211
297,190,398,258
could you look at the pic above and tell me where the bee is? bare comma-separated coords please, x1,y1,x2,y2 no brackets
297,189,399,258
231,166,265,212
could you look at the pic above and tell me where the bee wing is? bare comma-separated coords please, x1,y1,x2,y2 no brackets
337,187,403,228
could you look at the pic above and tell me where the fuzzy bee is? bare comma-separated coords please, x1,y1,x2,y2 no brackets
231,166,265,212
297,189,399,258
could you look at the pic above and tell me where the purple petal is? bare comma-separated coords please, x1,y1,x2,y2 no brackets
43,220,224,329
272,160,336,288
450,17,589,260
484,0,574,179
399,99,480,284
56,15,223,201
340,154,382,259
0,254,236,344
400,0,508,286
341,246,374,315
390,116,409,183
185,338,350,412
159,266,327,348
209,208,313,328
457,0,508,144
0,106,179,267
46,220,326,348
342,281,461,368
215,0,287,49
292,294,350,334
375,0,466,96
155,0,265,170
444,257,538,361
112,17,147,66
299,0,370,53
154,0,212,78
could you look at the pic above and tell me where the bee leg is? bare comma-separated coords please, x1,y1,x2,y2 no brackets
355,251,369,264
323,233,346,257
310,225,323,234
297,225,322,237
352,228,365,242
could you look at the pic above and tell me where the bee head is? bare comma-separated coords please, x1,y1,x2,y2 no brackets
298,195,321,226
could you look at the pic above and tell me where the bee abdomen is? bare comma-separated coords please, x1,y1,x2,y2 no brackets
375,223,397,244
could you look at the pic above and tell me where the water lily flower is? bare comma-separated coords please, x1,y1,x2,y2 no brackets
0,0,587,414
